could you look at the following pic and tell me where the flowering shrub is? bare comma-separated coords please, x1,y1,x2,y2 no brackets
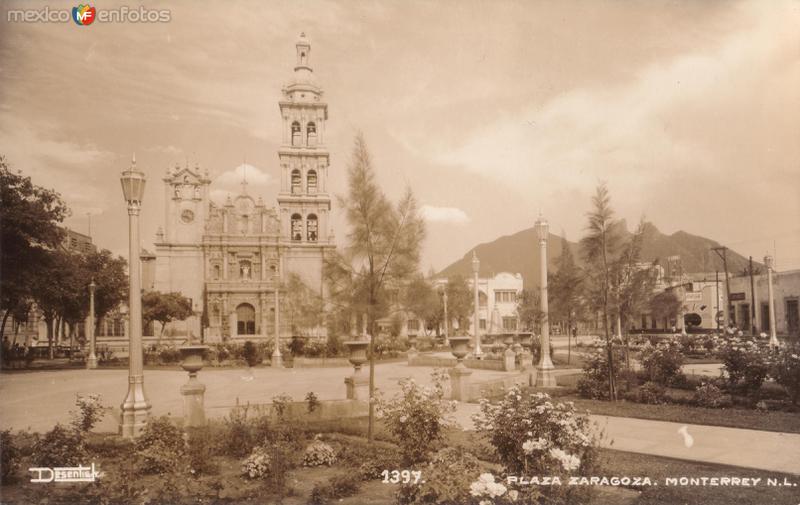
70,393,104,433
640,339,685,386
241,445,271,479
771,344,800,405
719,337,770,394
472,387,599,504
576,345,624,400
473,387,598,475
396,447,483,505
377,369,456,464
693,382,730,408
302,436,336,467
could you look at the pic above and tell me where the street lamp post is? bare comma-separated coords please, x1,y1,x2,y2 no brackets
471,252,482,358
765,255,779,347
119,154,151,437
535,216,556,387
443,289,449,347
273,287,283,367
86,279,98,369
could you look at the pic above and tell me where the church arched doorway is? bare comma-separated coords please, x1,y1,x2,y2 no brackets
236,303,256,335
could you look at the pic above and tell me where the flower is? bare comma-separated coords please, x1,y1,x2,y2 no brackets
549,448,581,471
508,489,519,501
470,473,508,498
522,438,548,454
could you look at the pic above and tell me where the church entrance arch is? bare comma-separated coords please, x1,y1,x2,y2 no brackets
236,303,256,335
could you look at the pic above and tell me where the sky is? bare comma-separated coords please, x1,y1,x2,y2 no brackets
1,0,798,272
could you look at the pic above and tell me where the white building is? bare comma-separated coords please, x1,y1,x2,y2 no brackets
434,272,524,336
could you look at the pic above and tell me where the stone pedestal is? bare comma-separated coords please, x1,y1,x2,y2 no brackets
406,347,418,365
345,372,369,400
448,365,473,402
181,377,207,427
534,363,557,387
503,348,516,371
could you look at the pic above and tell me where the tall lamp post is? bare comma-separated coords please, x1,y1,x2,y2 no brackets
765,255,779,347
442,288,449,346
472,252,482,358
120,154,151,437
535,216,556,387
86,279,98,369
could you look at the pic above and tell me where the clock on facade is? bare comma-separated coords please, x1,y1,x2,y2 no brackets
181,209,195,223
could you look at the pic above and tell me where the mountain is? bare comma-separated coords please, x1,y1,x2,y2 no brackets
437,220,755,289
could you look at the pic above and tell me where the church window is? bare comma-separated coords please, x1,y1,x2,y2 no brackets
307,170,317,193
236,303,256,335
240,260,252,280
291,121,301,146
213,264,220,280
241,215,249,235
291,214,303,241
291,169,301,194
307,214,318,242
307,122,317,146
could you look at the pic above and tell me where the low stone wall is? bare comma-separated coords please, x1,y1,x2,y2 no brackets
207,398,369,422
292,357,352,368
407,353,510,371
469,372,531,401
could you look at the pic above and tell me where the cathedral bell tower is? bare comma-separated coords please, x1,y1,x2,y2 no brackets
277,32,331,245
162,162,211,244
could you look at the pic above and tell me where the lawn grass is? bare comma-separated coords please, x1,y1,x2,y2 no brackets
562,394,800,434
601,449,800,505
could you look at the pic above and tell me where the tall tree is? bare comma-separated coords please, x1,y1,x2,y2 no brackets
142,291,193,342
283,273,323,336
516,289,542,332
580,183,621,400
649,290,682,327
0,157,69,337
325,134,425,441
443,274,473,334
83,249,128,330
549,236,584,363
401,276,439,335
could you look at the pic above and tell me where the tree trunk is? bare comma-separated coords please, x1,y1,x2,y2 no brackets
567,313,572,365
0,310,10,342
46,318,54,360
367,282,376,443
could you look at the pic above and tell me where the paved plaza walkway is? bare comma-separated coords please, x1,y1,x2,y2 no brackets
452,403,800,475
2,363,797,475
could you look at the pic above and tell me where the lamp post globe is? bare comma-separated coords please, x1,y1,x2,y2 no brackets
119,153,151,437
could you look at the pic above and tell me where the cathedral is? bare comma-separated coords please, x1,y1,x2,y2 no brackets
153,33,334,342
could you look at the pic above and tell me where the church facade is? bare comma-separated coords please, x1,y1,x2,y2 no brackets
153,34,334,342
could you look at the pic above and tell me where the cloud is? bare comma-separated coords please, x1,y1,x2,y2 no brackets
420,205,470,225
213,163,273,187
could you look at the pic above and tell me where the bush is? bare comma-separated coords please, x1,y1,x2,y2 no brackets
377,369,456,464
325,334,345,357
771,344,800,405
693,382,730,408
70,393,104,433
32,424,87,468
134,416,185,475
186,426,219,476
632,381,667,405
302,436,336,467
308,472,361,505
356,446,403,480
396,446,482,505
576,345,624,400
243,340,260,366
1,430,20,482
289,336,305,356
221,405,254,457
640,339,685,386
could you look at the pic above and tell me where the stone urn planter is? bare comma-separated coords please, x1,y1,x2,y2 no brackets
344,340,369,372
178,345,209,427
343,340,370,400
448,336,471,364
179,345,209,376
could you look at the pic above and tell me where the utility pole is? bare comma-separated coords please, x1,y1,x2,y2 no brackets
715,270,720,331
748,256,757,335
711,247,731,328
